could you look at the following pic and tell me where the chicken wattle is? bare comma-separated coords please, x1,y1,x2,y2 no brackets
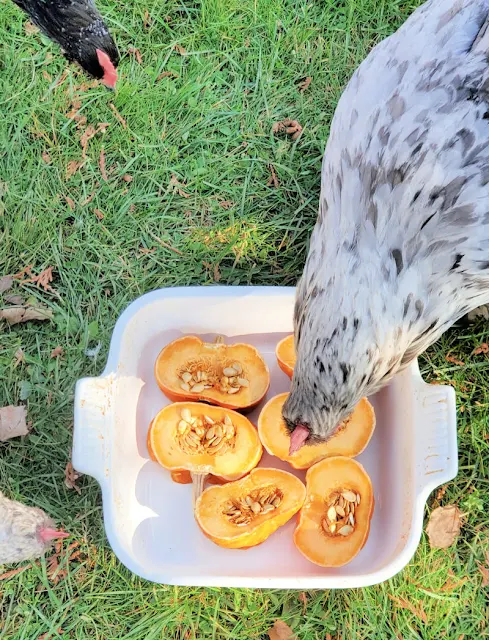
283,0,489,444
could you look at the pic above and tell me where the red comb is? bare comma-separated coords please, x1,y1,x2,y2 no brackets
289,424,310,455
96,49,117,88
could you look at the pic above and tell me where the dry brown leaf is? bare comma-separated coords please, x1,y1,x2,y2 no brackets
18,265,56,294
218,200,234,209
99,148,108,181
439,569,468,592
80,124,97,156
66,160,83,179
64,461,81,493
122,174,133,183
272,118,303,141
94,208,104,220
213,263,221,282
426,505,462,549
267,164,279,188
4,294,24,305
41,151,52,164
0,406,28,441
0,305,53,325
14,348,25,366
169,174,190,198
174,43,187,55
143,8,152,29
298,76,312,92
478,551,489,587
38,629,63,640
0,564,32,581
51,346,64,358
472,343,489,355
388,595,427,623
110,103,127,129
81,189,97,206
298,591,307,614
128,47,143,64
157,71,179,80
445,353,464,366
65,196,75,211
0,275,13,294
268,620,298,640
24,21,39,35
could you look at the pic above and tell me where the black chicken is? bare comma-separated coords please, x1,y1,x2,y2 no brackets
12,0,119,87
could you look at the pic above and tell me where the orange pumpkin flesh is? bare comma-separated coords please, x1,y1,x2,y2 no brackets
170,470,227,486
155,335,270,410
258,393,375,469
148,403,262,482
195,468,306,549
294,457,374,567
275,335,295,378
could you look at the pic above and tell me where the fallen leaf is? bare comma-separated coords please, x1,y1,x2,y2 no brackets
436,484,447,502
65,196,75,211
0,305,53,325
128,47,143,64
51,346,63,358
17,265,56,294
80,124,97,156
81,188,97,206
426,505,462,549
218,200,234,209
38,629,63,640
272,118,303,141
267,163,279,188
445,353,464,366
0,406,28,441
143,8,152,29
14,348,25,366
213,263,221,282
4,294,24,305
439,569,468,592
64,461,82,493
42,70,52,82
388,595,427,623
66,160,83,179
298,591,307,614
298,76,312,92
157,70,179,80
122,174,133,183
268,620,298,640
94,208,104,220
478,551,489,587
41,151,52,164
473,343,489,355
24,21,39,35
99,148,108,181
0,276,13,294
0,564,32,581
174,43,187,55
169,174,190,198
110,103,127,129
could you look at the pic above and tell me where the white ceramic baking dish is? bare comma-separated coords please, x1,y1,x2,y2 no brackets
72,286,457,588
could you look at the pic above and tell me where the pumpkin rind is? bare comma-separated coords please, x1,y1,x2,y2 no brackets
148,402,263,481
195,468,306,548
275,335,296,378
294,456,374,566
257,393,376,469
154,335,270,410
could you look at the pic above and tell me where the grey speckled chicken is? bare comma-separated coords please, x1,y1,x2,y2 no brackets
0,491,68,565
284,0,489,451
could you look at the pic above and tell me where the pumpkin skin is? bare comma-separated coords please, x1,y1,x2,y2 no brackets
195,468,306,549
257,393,376,470
147,403,262,481
294,456,374,567
154,335,270,410
275,335,295,378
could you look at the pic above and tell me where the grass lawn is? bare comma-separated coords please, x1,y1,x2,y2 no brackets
1,0,489,637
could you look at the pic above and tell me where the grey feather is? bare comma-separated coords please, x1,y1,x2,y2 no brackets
284,0,489,441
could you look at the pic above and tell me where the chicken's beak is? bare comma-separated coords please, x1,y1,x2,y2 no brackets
289,424,310,455
39,528,70,544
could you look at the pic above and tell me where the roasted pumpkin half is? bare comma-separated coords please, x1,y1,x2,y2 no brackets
155,335,270,410
275,335,296,378
258,393,375,469
148,402,263,501
195,468,306,549
294,456,374,566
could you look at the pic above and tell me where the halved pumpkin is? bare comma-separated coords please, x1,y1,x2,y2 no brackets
148,402,263,501
257,393,375,469
169,470,227,486
275,335,295,378
294,456,374,566
155,335,270,410
195,468,306,549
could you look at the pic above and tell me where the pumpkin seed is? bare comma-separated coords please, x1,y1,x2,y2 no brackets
181,408,192,422
221,376,229,385
272,496,282,507
181,372,192,383
321,518,330,533
232,362,242,374
227,387,240,394
251,502,262,514
349,513,355,526
237,377,249,387
335,505,345,517
206,427,216,440
261,504,275,514
224,415,233,427
329,523,337,534
245,496,253,506
327,506,337,522
195,371,202,382
180,382,190,392
178,420,189,434
225,425,235,439
356,493,361,505
342,490,357,503
223,367,238,377
204,415,214,425
191,382,206,393
338,525,353,536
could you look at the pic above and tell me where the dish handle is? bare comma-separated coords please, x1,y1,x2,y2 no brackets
72,376,114,486
413,374,458,497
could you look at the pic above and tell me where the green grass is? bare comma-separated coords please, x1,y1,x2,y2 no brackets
0,0,488,637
